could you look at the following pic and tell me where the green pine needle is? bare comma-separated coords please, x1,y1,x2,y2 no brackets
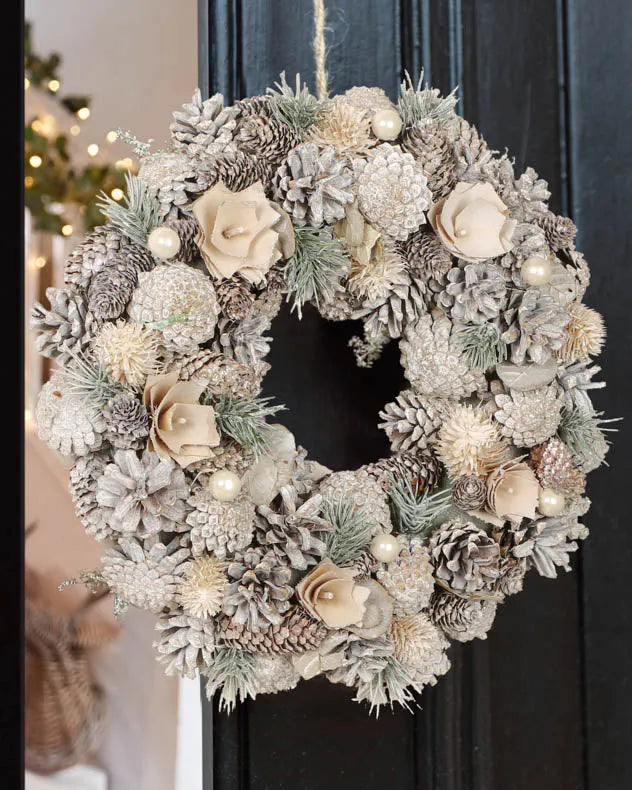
356,655,419,716
558,407,619,468
398,69,459,128
283,226,349,318
455,323,507,370
205,647,257,714
266,72,324,136
97,172,161,245
60,351,128,407
322,496,374,567
388,475,452,538
212,394,286,458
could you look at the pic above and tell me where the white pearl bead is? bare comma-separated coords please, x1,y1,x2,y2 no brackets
147,226,181,259
370,533,400,563
538,487,565,517
208,470,242,502
371,109,403,141
522,256,552,287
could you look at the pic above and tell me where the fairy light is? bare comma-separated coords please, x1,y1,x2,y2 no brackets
115,157,134,170
106,130,118,144
77,107,90,120
29,155,42,168
61,224,73,237
24,77,30,90
31,119,44,134
34,256,47,269
70,125,81,136
32,114,56,138
25,176,34,188
47,79,60,93
111,188,124,201
87,143,99,157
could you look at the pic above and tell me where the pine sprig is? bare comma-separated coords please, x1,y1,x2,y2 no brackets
212,394,286,458
558,407,619,468
283,226,349,318
455,323,507,370
398,70,459,128
60,351,128,407
322,497,374,567
115,128,154,158
97,172,162,246
58,570,128,619
267,72,324,136
204,647,257,713
389,475,452,538
355,655,419,716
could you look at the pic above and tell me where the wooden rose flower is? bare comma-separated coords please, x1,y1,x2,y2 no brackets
297,559,371,629
429,181,517,262
486,459,539,524
192,181,295,283
143,371,220,467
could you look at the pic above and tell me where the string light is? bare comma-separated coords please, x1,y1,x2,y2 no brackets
47,79,60,93
77,107,90,120
70,125,81,136
61,224,73,237
87,143,99,157
115,157,134,170
111,188,125,201
29,155,42,168
24,77,30,90
34,256,47,269
31,114,56,138
106,130,118,143
25,176,34,188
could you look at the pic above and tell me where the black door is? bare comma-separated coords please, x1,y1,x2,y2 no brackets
198,2,632,788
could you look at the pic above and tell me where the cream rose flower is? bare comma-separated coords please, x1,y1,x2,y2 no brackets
143,371,220,467
192,181,295,284
297,559,370,629
429,181,517,262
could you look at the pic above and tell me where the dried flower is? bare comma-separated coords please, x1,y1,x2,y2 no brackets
557,302,605,363
436,404,509,478
308,102,376,157
178,555,227,619
92,320,160,390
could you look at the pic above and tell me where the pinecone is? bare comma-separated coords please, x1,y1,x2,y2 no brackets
352,143,431,240
101,536,191,614
437,262,508,324
317,469,392,534
390,613,451,687
166,217,200,262
215,278,255,322
64,225,124,289
429,521,500,593
494,557,527,597
513,515,588,578
273,143,354,227
502,289,571,365
31,287,95,364
451,476,488,511
154,612,215,679
251,654,301,695
376,540,434,616
87,244,156,321
196,148,272,193
401,312,487,399
451,119,493,183
337,86,395,116
166,349,259,399
216,607,327,653
212,312,273,380
170,90,238,157
530,438,586,495
187,488,256,559
138,152,206,218
103,393,149,450
222,547,293,630
129,263,219,353
400,229,453,282
233,95,299,165
68,454,110,540
255,486,329,571
378,390,450,452
504,167,551,223
365,448,442,494
535,212,577,251
401,119,456,197
354,268,427,340
429,589,498,642
494,384,564,447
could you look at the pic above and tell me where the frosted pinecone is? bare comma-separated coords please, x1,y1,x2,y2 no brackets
96,449,189,537
166,217,200,262
170,90,238,157
498,223,549,284
437,262,508,324
196,148,272,193
103,393,149,450
365,448,442,494
317,469,392,535
401,119,456,197
251,654,301,696
215,278,255,322
64,224,124,289
495,557,527,597
36,374,106,458
319,286,362,322
513,515,588,578
401,312,486,398
233,95,300,165
535,212,577,251
101,535,190,614
31,287,95,364
166,349,259,399
451,475,488,511
223,547,293,630
154,612,215,679
354,268,427,340
390,613,451,687
429,590,498,642
273,143,354,227
379,390,451,453
212,312,273,381
69,454,110,540
400,229,453,283
429,521,500,593
530,437,586,495
337,86,395,116
255,485,329,571
502,289,571,365
129,263,219,353
189,442,252,479
353,143,431,240
494,383,564,447
376,540,434,616
138,152,206,218
216,607,328,653
452,119,493,183
503,167,551,223
87,244,156,322
186,488,256,559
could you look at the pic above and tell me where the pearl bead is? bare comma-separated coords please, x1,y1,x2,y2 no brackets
538,487,565,517
370,533,400,563
522,256,552,287
371,109,402,141
147,226,181,259
208,470,242,502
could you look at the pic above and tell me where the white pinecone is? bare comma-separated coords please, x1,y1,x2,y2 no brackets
513,515,588,578
251,654,301,696
378,390,450,453
31,287,95,364
69,454,110,541
154,612,215,679
103,393,149,449
138,151,206,217
167,349,259,399
353,143,431,241
494,383,564,447
317,469,392,535
170,90,238,157
430,591,498,642
64,224,124,289
354,268,427,340
437,262,508,324
376,540,434,616
502,288,571,365
212,312,273,381
186,487,256,559
390,612,451,687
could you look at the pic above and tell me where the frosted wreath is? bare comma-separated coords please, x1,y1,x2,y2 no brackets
32,74,614,714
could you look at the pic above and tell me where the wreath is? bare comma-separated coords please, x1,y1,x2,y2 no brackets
32,73,614,715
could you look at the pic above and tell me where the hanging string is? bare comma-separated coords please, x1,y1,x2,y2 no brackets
312,0,329,100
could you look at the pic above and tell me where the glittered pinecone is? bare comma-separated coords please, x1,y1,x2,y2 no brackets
154,612,215,679
215,278,255,322
31,287,95,364
437,262,508,324
451,476,488,511
429,589,498,642
353,143,431,241
129,263,219,352
233,95,300,165
535,212,577,251
317,468,392,534
400,229,453,282
216,607,327,653
274,143,354,227
401,119,456,197
390,613,451,687
251,654,301,695
103,393,149,450
166,349,259,399
68,454,109,540
187,488,256,559
530,437,586,495
166,217,200,262
452,119,493,183
197,148,271,193
170,90,238,157
494,384,564,447
212,312,273,374
223,547,293,630
376,540,434,616
429,521,500,593
502,288,571,365
378,390,449,452
365,448,442,494
64,225,124,289
504,167,551,223
138,151,207,217
87,244,156,321
354,268,427,340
